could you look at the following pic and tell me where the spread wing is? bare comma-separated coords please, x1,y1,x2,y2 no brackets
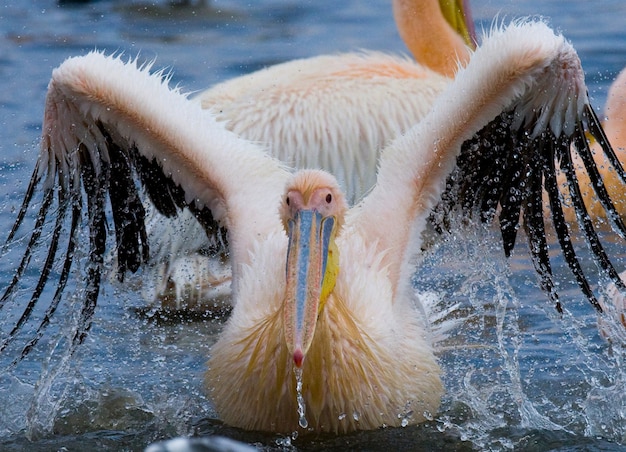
433,90,626,313
355,20,626,314
0,52,287,362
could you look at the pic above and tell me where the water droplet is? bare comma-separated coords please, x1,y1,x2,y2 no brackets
298,416,308,429
352,410,360,422
338,413,347,421
275,436,292,447
294,367,308,429
401,418,409,427
437,416,453,432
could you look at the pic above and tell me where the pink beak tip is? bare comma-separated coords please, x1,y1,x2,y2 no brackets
293,349,305,368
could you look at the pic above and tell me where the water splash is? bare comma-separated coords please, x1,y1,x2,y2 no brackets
294,367,308,429
416,218,626,448
275,436,292,447
398,407,414,427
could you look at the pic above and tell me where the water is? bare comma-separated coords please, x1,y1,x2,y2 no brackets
295,367,308,430
1,0,626,450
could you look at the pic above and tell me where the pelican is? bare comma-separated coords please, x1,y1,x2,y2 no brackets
590,67,626,329
193,0,474,201
603,68,626,155
2,20,626,433
142,0,477,307
557,67,626,221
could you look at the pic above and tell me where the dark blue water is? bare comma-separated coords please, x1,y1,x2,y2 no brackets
1,0,626,450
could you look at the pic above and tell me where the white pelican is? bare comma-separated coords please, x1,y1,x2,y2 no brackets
2,20,625,433
143,0,476,308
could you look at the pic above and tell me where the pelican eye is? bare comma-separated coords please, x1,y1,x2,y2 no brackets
286,196,290,206
325,194,332,203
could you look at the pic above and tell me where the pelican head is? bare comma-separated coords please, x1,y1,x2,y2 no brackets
280,170,347,368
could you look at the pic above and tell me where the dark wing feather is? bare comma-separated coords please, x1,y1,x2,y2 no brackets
0,178,54,309
15,181,82,365
131,145,185,218
131,148,228,254
0,182,59,353
521,133,559,310
433,106,626,312
104,127,149,279
0,123,223,364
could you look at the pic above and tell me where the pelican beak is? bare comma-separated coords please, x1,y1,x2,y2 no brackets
440,0,477,48
284,209,335,368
